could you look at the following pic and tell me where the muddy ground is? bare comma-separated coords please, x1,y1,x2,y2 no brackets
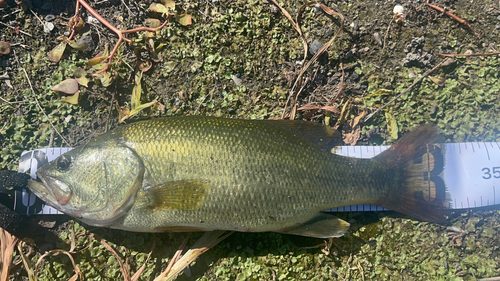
1,0,500,280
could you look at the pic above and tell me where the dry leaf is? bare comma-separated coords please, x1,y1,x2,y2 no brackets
342,111,367,146
68,40,89,51
298,104,340,114
51,79,79,94
49,42,67,62
74,68,89,87
0,41,11,55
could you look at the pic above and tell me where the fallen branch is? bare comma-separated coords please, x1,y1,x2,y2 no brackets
425,0,476,36
70,0,169,74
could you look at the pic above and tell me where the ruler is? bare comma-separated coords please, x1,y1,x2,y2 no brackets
16,143,500,215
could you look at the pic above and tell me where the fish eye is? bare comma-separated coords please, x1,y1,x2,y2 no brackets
56,155,71,171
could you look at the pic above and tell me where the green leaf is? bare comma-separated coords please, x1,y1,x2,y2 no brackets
95,72,113,87
129,100,158,117
49,42,67,62
137,59,152,72
92,62,108,70
149,3,168,14
68,40,88,51
73,68,89,87
51,79,79,94
164,61,177,73
144,18,161,28
88,56,107,67
364,89,393,99
177,14,192,26
384,112,399,140
62,91,80,105
161,0,175,8
131,72,142,110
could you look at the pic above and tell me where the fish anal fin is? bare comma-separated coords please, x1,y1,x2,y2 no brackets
146,180,207,210
278,213,350,238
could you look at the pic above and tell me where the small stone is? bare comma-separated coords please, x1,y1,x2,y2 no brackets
408,72,416,78
87,15,100,25
309,39,323,55
44,14,55,22
314,3,321,14
231,75,242,86
393,5,404,16
43,22,54,33
77,35,95,52
373,32,383,46
359,47,370,53
38,220,56,228
349,22,359,31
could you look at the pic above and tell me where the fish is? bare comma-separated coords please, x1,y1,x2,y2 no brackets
28,116,448,238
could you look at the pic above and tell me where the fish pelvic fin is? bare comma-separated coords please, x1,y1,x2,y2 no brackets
374,124,449,223
278,213,350,238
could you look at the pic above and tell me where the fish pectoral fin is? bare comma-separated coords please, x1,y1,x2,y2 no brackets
278,213,350,238
146,180,207,210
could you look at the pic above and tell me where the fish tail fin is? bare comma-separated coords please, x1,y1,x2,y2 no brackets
374,124,449,223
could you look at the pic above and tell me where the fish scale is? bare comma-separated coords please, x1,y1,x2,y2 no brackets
120,117,333,232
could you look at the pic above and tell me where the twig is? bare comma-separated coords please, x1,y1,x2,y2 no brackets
0,21,33,37
302,63,345,119
0,96,12,105
13,50,70,146
120,0,134,17
364,58,451,122
382,16,395,50
328,265,346,281
425,0,476,35
30,9,52,33
1,8,22,19
72,0,169,74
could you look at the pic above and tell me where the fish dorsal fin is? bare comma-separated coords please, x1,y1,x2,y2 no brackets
278,213,350,238
262,120,342,151
146,180,207,210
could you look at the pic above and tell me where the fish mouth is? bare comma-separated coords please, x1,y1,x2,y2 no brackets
28,174,72,206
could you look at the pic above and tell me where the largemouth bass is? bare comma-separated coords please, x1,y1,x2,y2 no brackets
28,116,447,238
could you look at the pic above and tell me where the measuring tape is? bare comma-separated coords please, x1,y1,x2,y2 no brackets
15,143,500,215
